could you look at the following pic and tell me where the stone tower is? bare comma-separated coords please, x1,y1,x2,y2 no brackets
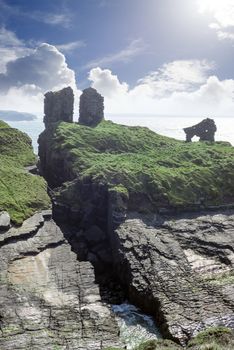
79,87,104,126
44,86,74,127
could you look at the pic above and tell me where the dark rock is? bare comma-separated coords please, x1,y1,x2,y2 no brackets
0,211,10,231
84,225,106,245
108,205,234,345
0,213,122,349
43,86,74,127
183,118,217,142
79,87,104,126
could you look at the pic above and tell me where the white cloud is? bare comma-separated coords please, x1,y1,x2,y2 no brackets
135,60,214,98
197,0,234,40
88,67,128,97
30,12,73,28
0,85,44,115
0,27,232,120
56,41,86,54
0,37,80,116
0,27,32,73
217,30,234,40
0,26,22,47
84,39,147,69
0,0,73,28
88,61,234,117
0,43,76,92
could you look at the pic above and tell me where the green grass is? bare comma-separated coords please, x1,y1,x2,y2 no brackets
135,339,182,349
0,120,50,224
187,327,234,349
48,120,234,212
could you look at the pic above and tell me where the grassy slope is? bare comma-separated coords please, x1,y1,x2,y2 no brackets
0,120,50,224
51,120,234,210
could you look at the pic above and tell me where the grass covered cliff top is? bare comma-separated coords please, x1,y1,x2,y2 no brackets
0,120,50,224
49,120,234,211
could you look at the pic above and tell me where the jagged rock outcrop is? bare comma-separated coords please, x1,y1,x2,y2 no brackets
44,87,74,127
79,87,104,126
0,211,121,349
183,118,217,142
108,205,234,345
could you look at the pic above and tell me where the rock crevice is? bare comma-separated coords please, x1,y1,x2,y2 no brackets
0,211,122,350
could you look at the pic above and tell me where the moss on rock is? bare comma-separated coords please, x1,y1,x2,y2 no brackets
0,120,50,224
187,327,234,349
48,120,234,212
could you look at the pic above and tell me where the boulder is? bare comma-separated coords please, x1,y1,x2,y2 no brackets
0,211,10,231
79,87,104,126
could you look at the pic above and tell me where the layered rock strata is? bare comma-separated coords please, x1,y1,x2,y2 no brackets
0,211,121,350
109,208,234,345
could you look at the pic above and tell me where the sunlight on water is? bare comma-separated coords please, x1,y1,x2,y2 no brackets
107,115,234,146
112,303,161,350
7,119,44,153
6,115,234,154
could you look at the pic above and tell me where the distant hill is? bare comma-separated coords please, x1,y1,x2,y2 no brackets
0,110,37,121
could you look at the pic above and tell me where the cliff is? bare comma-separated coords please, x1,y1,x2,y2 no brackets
1,86,234,349
0,119,121,350
38,117,234,346
39,119,234,212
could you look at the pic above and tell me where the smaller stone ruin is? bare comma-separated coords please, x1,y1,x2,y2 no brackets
79,87,104,126
44,86,74,127
183,118,217,142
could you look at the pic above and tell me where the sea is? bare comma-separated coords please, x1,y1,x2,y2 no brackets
7,115,234,153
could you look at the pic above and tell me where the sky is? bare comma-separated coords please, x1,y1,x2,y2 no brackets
0,0,234,118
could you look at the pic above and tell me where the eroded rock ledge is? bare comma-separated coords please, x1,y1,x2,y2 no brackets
109,210,234,345
0,211,121,350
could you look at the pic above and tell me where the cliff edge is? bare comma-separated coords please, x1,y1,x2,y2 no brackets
38,87,234,346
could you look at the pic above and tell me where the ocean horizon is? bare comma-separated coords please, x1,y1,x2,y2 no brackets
7,114,234,153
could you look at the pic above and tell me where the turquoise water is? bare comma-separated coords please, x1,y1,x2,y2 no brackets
112,303,161,350
7,115,234,153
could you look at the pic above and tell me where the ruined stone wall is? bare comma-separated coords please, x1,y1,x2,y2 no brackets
79,87,104,126
44,86,74,127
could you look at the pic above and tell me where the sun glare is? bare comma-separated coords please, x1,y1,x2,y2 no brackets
197,0,226,14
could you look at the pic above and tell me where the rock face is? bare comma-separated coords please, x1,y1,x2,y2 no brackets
109,208,234,345
38,96,234,347
0,211,121,349
79,87,104,126
45,176,234,345
0,211,10,231
183,118,217,142
44,87,74,127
